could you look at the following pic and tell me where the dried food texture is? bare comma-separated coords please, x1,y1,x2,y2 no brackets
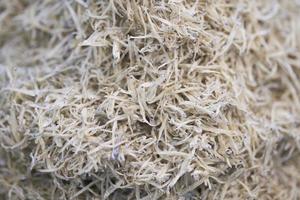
0,0,300,199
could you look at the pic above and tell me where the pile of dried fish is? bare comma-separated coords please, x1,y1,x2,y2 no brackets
0,0,300,199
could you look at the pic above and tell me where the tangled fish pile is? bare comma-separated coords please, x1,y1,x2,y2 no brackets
0,0,300,199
